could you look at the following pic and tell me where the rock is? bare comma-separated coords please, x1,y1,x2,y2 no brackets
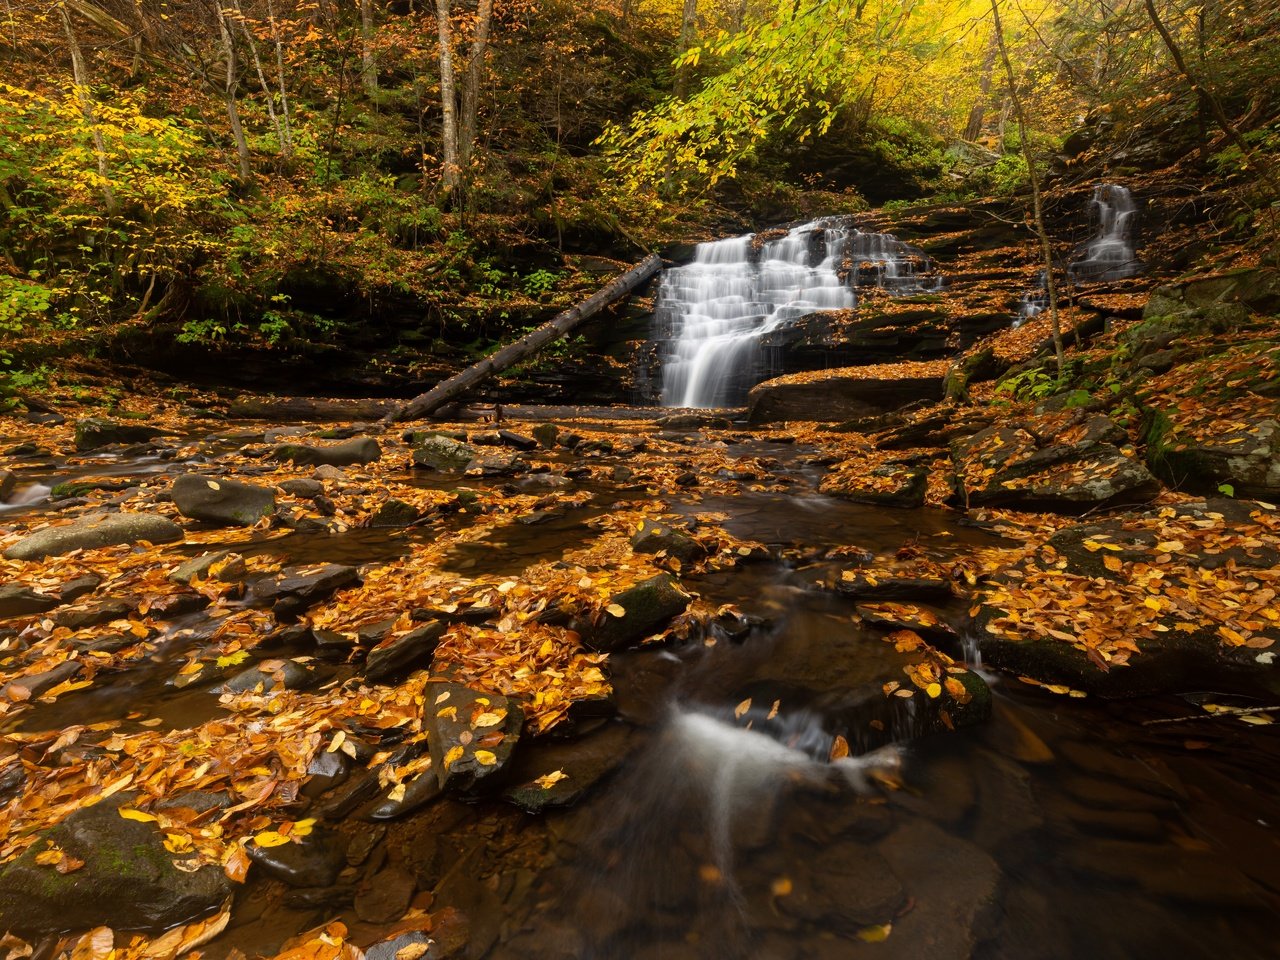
271,437,382,467
498,429,538,450
952,413,1161,510
370,498,421,527
170,551,243,585
820,459,929,508
52,598,134,630
313,464,346,481
171,474,276,527
365,932,434,960
837,575,953,602
4,512,183,561
223,659,319,694
466,452,525,476
778,843,906,931
0,469,13,502
1150,417,1280,498
0,660,82,701
747,361,949,425
73,417,169,451
655,414,734,430
630,519,707,565
0,584,62,619
58,575,101,604
278,478,324,498
425,683,524,794
501,723,633,813
413,435,477,471
0,797,230,935
531,424,560,449
586,574,691,652
364,770,443,821
245,827,347,887
365,622,446,682
256,564,359,605
355,866,417,923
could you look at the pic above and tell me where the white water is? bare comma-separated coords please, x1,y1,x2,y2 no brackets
657,218,937,408
1014,269,1048,328
0,483,51,513
1070,183,1141,281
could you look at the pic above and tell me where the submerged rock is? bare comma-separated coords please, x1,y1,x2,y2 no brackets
256,564,360,606
4,512,183,561
0,798,230,935
364,621,446,682
171,474,276,526
370,498,421,527
246,826,347,887
424,682,524,794
0,584,62,619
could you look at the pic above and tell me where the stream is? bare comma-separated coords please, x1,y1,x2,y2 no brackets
3,416,1278,960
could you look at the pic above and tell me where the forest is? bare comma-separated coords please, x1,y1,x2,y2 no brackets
0,1,1278,958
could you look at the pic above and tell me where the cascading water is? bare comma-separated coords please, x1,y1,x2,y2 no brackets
656,218,938,408
1070,183,1142,281
1013,269,1048,328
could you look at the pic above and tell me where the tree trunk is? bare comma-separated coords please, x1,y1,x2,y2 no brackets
266,0,295,158
215,4,252,181
360,0,378,96
964,28,998,142
435,0,461,199
384,254,663,423
233,0,286,157
458,0,495,173
674,0,698,98
991,0,1064,376
59,2,116,213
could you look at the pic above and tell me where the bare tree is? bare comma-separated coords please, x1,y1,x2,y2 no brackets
435,0,461,197
59,1,116,212
435,0,496,203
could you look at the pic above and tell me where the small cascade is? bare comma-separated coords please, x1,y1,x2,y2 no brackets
0,482,51,513
1013,269,1048,328
1070,183,1142,281
656,218,938,408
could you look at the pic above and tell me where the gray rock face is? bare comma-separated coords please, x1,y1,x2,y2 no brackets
255,564,360,605
1152,417,1280,498
272,437,382,467
748,365,948,425
5,512,183,561
74,417,169,451
0,584,62,619
425,682,524,794
586,574,691,652
223,658,318,694
171,474,276,527
412,435,477,471
0,798,230,935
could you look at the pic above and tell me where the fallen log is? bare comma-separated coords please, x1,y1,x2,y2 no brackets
383,254,662,424
230,396,398,422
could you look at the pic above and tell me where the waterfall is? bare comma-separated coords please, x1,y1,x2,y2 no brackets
1070,183,1141,281
1013,269,1048,328
656,218,937,409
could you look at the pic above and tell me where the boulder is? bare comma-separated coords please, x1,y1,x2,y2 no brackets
364,621,446,682
223,658,319,694
53,598,134,630
0,798,230,935
501,723,633,813
171,474,276,527
0,584,62,619
531,424,560,449
4,512,183,561
820,459,929,508
271,437,382,467
246,827,347,887
747,361,949,425
412,436,477,471
278,478,324,499
73,417,169,451
370,498,421,527
424,683,524,794
586,574,691,652
630,520,707,564
1151,417,1280,498
952,413,1161,510
466,452,525,476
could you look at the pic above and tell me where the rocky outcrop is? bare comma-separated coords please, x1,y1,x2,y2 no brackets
5,512,183,561
952,413,1161,510
748,361,949,425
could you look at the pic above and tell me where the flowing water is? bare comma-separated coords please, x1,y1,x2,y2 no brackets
1070,184,1142,281
656,219,939,408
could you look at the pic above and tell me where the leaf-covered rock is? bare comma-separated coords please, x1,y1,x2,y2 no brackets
424,682,524,795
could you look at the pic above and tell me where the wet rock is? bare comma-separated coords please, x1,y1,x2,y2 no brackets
171,474,276,527
748,362,949,425
1150,417,1280,498
256,564,360,606
0,469,13,502
502,722,633,813
1061,837,1259,904
630,519,707,565
365,621,446,683
466,452,525,477
283,885,355,910
820,460,928,508
5,512,183,561
245,826,348,887
223,658,319,694
0,660,82,701
73,416,170,451
365,932,434,960
531,423,560,449
364,770,443,821
370,498,421,527
0,797,230,935
498,429,538,450
53,598,135,630
170,551,245,585
952,413,1161,510
272,437,382,467
58,574,101,603
0,584,62,619
586,574,691,652
425,682,524,794
835,575,953,602
875,819,1001,958
413,435,477,471
355,866,417,923
278,477,324,498
655,414,734,430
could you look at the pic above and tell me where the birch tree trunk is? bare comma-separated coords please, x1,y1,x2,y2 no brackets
232,0,286,157
215,3,252,181
458,0,494,172
59,2,116,213
435,0,461,199
266,0,294,158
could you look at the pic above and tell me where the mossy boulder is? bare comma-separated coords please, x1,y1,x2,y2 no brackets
73,417,170,451
171,474,276,527
586,573,691,651
412,436,477,471
4,512,183,561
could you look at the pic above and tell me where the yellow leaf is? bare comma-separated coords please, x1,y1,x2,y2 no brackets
253,830,292,848
1102,555,1122,572
605,603,626,618
926,683,942,699
119,808,157,823
443,745,464,769
1143,597,1162,611
473,750,497,766
473,710,505,727
292,818,316,837
829,735,850,761
770,876,793,897
734,698,752,719
164,833,194,854
534,769,568,789
857,924,892,943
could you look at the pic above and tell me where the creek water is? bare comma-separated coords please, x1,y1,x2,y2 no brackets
3,423,1279,959
1070,184,1142,282
656,220,939,408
